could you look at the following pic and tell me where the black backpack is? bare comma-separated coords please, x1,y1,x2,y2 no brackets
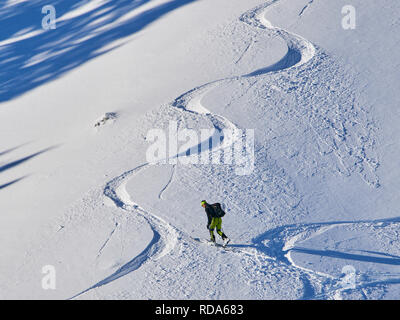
211,203,226,218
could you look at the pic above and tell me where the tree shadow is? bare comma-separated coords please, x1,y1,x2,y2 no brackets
230,216,400,266
0,142,31,157
291,247,400,266
223,216,400,300
0,0,198,103
0,146,55,173
353,249,400,259
0,144,56,190
0,176,27,190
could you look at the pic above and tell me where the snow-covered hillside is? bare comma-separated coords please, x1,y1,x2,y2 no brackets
1,0,400,300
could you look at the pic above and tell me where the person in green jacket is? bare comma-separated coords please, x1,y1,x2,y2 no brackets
201,200,230,245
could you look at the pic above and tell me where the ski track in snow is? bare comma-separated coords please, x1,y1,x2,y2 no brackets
158,164,176,200
72,0,383,299
299,0,315,17
96,222,119,258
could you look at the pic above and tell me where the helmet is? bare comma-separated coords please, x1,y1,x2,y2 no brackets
201,200,207,206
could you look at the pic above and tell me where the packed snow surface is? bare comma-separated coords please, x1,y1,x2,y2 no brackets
1,0,400,300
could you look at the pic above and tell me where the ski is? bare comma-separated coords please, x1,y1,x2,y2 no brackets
193,237,233,250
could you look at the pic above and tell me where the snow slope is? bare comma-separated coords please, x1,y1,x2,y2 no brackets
1,0,400,300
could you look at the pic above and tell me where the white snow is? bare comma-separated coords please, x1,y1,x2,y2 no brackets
1,0,400,300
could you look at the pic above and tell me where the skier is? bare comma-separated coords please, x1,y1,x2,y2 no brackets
201,200,230,246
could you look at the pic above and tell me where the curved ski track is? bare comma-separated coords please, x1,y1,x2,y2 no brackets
72,1,386,300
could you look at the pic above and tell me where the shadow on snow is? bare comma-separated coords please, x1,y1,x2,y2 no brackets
0,144,56,190
0,0,198,103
